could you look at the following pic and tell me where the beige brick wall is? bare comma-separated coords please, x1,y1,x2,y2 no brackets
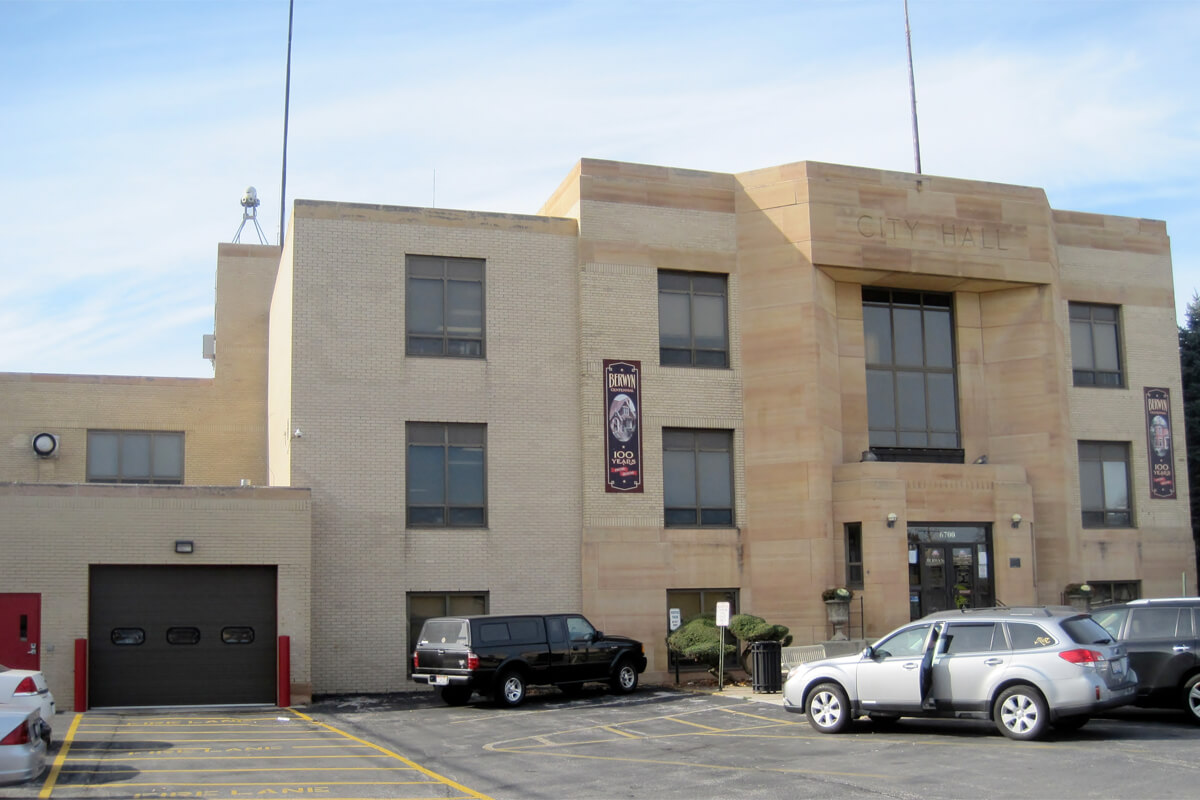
0,484,311,710
282,202,583,693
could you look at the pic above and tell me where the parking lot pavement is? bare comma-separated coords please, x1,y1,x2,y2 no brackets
14,708,493,799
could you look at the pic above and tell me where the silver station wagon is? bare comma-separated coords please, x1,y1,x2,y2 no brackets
783,606,1138,740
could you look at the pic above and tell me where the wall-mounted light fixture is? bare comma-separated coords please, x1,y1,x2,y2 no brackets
174,540,195,554
886,512,898,528
293,428,303,439
32,432,59,458
861,450,879,462
973,454,989,464
1011,513,1022,528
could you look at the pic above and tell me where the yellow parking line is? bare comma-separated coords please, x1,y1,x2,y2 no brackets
289,709,495,800
38,712,82,798
602,725,641,738
665,716,723,731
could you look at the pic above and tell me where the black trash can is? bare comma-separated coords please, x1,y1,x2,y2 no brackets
750,640,783,693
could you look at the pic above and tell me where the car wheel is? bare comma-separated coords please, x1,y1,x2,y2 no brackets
994,684,1049,741
806,682,851,734
1050,715,1089,731
610,658,639,694
1183,674,1200,724
440,686,472,706
496,670,527,708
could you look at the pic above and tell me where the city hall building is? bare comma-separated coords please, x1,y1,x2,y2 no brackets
2,158,1194,709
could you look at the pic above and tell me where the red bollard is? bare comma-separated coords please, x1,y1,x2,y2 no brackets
74,639,88,711
277,635,291,708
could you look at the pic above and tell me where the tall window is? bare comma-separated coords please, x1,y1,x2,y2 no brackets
862,288,959,454
1078,441,1132,527
663,429,733,527
845,523,864,589
658,271,729,367
87,431,183,484
406,255,484,357
407,423,486,527
666,588,738,672
407,592,487,676
1069,303,1122,387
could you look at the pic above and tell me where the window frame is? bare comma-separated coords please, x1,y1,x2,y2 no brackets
86,430,184,484
657,270,730,368
405,255,486,358
666,588,739,672
1069,302,1124,388
862,288,961,456
844,523,864,589
662,428,735,528
406,591,488,677
406,422,487,528
1078,441,1134,528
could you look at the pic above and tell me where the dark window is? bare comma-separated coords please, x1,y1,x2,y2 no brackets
1069,303,1123,387
110,628,145,646
407,423,487,527
658,271,729,367
508,618,544,644
407,592,487,675
406,255,484,357
87,430,183,484
943,623,1000,654
862,288,959,451
1129,608,1183,640
221,627,255,645
166,627,201,645
663,429,734,527
1084,580,1140,607
479,622,510,643
845,523,864,589
1007,623,1055,649
1078,442,1132,527
1062,616,1122,645
666,589,738,671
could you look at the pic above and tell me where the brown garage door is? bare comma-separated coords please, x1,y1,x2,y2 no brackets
89,565,277,707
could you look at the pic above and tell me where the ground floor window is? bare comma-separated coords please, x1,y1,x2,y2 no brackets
666,588,738,672
845,523,864,589
407,591,488,676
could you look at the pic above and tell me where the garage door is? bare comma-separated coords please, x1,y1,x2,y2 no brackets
89,565,277,707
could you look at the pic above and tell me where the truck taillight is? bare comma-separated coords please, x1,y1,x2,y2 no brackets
412,652,419,670
467,652,479,671
13,677,38,696
0,720,30,746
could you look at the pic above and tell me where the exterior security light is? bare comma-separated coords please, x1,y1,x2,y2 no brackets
1011,513,1023,528
175,540,195,554
886,512,899,528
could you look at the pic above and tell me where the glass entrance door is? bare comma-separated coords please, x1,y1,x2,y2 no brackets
908,526,993,620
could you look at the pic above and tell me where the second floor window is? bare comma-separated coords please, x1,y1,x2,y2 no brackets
87,430,183,484
663,429,733,527
1078,441,1132,528
1069,302,1123,387
407,422,487,527
658,271,729,367
863,288,959,451
407,255,484,357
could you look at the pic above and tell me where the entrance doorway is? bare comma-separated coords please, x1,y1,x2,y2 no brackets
0,593,41,670
908,525,993,619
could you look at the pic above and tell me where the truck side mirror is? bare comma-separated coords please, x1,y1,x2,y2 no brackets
592,630,604,642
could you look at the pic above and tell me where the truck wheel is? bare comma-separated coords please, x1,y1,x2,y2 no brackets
1183,674,1200,724
496,670,527,708
994,684,1049,740
609,658,639,694
440,686,472,706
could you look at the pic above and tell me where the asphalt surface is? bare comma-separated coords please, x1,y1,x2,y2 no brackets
8,684,1200,799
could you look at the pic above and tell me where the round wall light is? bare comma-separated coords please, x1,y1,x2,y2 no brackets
32,432,59,458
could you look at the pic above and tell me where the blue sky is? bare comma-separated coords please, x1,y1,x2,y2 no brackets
3,0,1198,377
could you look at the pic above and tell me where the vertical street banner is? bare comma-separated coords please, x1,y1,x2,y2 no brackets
604,359,644,493
1144,387,1176,499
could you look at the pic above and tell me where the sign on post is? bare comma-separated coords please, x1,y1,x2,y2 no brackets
715,602,730,627
715,602,731,691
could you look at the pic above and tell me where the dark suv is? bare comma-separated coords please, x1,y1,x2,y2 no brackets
411,613,647,707
1092,598,1200,723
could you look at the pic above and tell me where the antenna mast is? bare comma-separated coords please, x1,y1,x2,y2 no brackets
279,0,294,244
904,0,922,174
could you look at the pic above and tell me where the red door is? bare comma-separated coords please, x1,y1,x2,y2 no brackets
0,594,41,669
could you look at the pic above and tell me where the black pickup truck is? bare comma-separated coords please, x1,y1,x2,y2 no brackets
411,613,647,707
